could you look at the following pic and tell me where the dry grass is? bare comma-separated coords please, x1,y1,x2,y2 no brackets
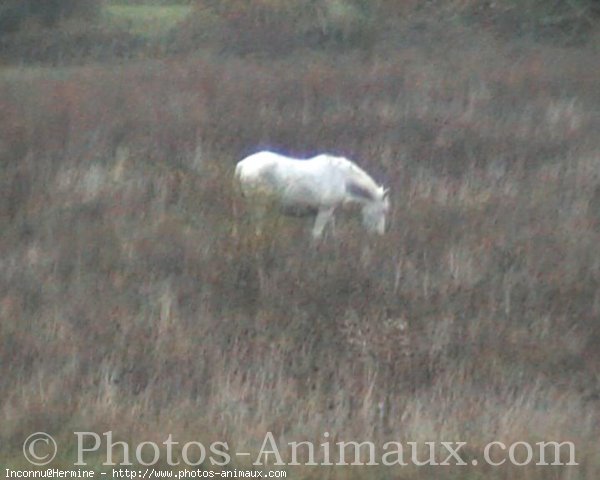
1,3,600,478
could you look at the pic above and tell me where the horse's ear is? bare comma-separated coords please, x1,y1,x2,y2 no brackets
383,187,390,198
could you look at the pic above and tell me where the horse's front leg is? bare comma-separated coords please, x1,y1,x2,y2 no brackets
312,207,335,239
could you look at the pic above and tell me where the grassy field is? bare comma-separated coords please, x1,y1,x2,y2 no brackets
1,2,600,479
104,4,192,37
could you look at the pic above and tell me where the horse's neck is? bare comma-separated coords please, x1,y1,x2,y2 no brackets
345,165,379,200
335,158,368,183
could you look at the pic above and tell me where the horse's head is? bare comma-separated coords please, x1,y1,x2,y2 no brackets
362,186,390,235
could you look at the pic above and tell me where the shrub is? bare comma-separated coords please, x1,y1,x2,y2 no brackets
0,0,102,33
171,0,378,56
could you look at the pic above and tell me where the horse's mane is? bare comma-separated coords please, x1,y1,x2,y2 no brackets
325,156,382,200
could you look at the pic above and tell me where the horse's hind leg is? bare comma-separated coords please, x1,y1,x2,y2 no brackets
312,207,334,239
231,192,245,241
251,201,269,237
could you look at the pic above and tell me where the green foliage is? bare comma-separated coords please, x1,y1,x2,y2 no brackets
110,0,193,4
462,0,600,45
173,0,379,55
2,0,600,64
105,4,192,38
0,0,102,32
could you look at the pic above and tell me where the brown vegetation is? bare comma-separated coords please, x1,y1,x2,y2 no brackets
1,1,600,478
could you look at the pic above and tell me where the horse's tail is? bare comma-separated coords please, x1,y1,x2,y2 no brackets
233,161,246,198
234,161,243,180
231,162,245,240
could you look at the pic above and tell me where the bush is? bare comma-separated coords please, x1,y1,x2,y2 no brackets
462,0,600,45
171,0,378,56
0,0,102,34
0,23,146,64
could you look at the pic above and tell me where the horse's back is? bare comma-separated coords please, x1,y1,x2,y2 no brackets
236,151,287,199
236,151,352,196
237,151,275,174
237,151,292,169
236,151,278,184
237,151,375,190
236,151,313,185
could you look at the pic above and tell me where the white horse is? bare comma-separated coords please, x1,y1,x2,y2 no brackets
234,151,390,239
